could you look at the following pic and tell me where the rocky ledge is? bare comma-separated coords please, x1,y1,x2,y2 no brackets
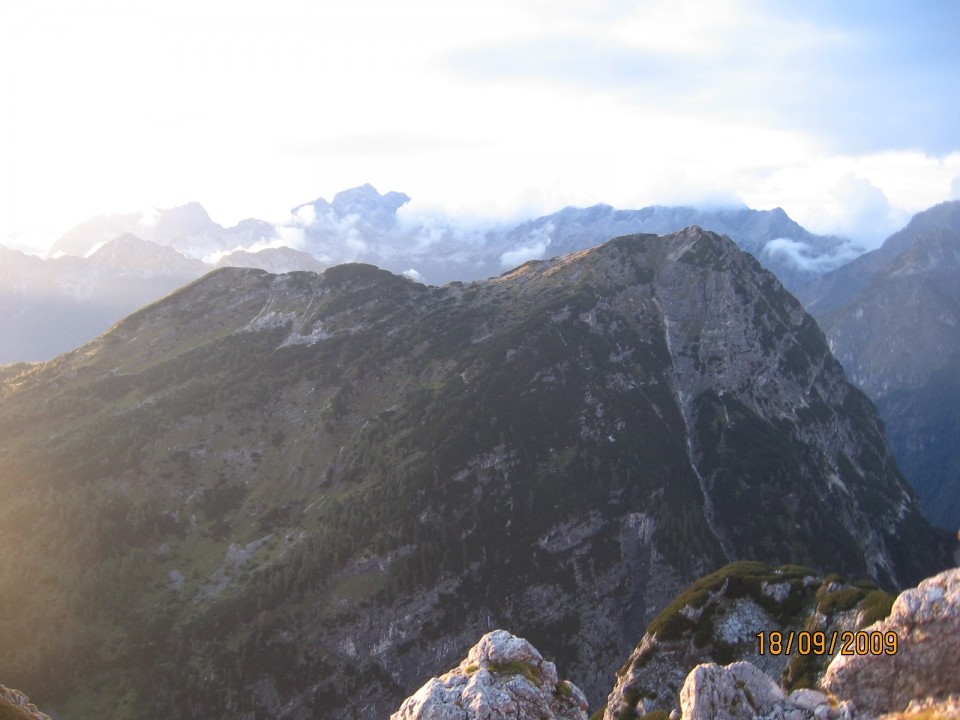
680,568,960,720
390,629,589,720
0,684,53,720
822,567,960,717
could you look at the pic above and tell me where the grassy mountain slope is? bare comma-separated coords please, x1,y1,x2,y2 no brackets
0,229,950,719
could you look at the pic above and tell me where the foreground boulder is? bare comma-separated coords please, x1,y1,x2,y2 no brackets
679,661,786,720
0,684,53,720
679,663,856,720
391,629,588,720
822,567,960,716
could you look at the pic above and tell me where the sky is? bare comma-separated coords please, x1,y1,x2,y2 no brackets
1,0,959,255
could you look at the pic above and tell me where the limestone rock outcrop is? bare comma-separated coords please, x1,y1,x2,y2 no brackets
0,684,54,720
675,567,960,720
390,629,588,720
679,663,856,720
602,562,893,720
822,567,960,717
679,661,785,720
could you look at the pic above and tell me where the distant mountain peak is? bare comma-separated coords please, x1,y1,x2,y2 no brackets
332,183,411,210
797,198,960,530
901,199,960,233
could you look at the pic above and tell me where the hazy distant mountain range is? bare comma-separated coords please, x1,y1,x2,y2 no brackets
1,184,857,364
0,235,325,364
285,185,858,290
44,185,859,292
1,228,949,718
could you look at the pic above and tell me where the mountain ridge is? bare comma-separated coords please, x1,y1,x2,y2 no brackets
0,227,951,718
797,200,960,529
3,188,860,364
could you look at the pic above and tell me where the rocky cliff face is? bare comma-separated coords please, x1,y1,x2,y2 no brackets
677,567,960,720
797,201,960,530
0,228,950,719
822,567,960,717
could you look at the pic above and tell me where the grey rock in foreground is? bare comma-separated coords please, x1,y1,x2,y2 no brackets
390,629,588,720
679,663,855,720
680,661,786,720
822,567,960,717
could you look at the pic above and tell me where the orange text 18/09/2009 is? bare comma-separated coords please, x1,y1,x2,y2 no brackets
755,630,898,656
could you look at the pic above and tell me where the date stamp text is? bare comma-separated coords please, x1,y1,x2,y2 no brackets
756,630,898,656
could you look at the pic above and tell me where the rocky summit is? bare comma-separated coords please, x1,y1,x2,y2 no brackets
0,228,952,718
390,629,588,720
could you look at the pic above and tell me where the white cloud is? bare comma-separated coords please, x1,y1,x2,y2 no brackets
500,243,550,269
201,233,292,265
139,207,161,230
499,223,554,268
762,237,862,274
770,173,907,249
277,226,306,250
292,204,317,227
344,235,369,255
1,0,957,254
830,175,904,245
741,151,960,247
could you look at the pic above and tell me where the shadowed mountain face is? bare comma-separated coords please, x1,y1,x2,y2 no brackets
798,201,960,530
0,228,949,719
